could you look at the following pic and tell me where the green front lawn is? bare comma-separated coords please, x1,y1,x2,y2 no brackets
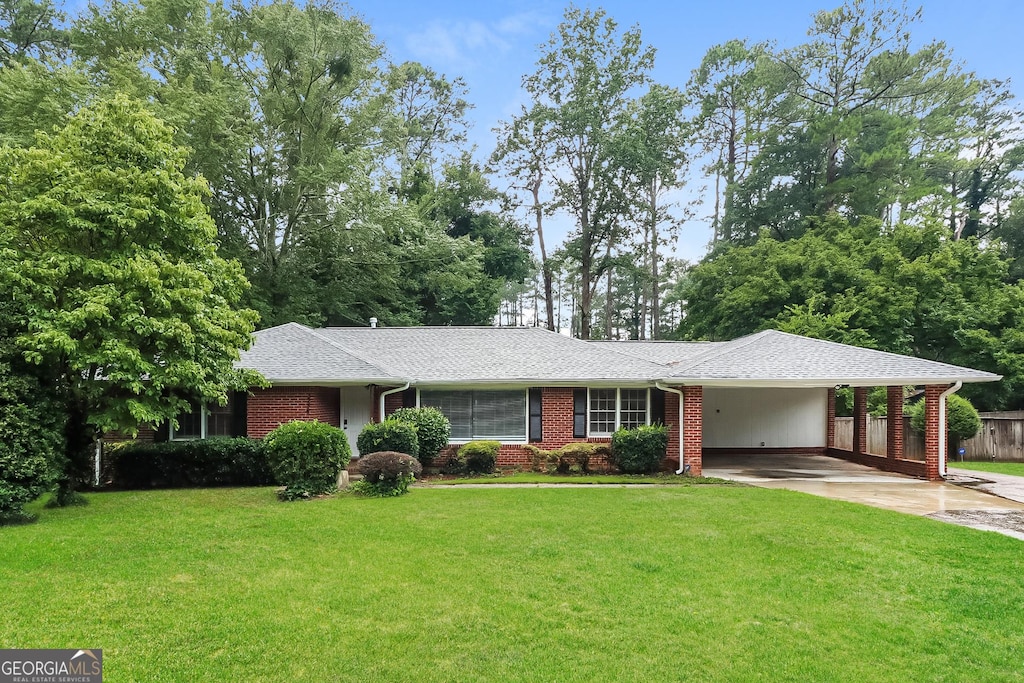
950,460,1024,477
2,487,1022,681
423,472,734,485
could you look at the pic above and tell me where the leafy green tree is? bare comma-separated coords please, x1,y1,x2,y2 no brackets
516,6,655,338
680,213,1024,409
0,95,262,503
0,0,66,66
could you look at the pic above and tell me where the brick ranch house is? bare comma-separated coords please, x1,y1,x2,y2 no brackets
165,323,1000,481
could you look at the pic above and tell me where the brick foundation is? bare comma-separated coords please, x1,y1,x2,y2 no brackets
828,448,929,478
247,386,340,439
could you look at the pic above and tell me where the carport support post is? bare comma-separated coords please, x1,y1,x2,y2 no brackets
886,386,904,460
826,388,836,449
682,386,703,477
853,387,868,455
923,385,944,480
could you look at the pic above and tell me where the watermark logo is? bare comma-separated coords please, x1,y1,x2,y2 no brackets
0,649,102,683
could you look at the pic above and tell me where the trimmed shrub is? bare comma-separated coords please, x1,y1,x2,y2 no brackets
357,420,419,460
389,407,450,463
460,440,500,474
611,425,669,474
440,449,467,476
109,438,272,489
0,364,64,522
352,451,422,497
907,394,982,458
525,442,611,474
264,421,351,501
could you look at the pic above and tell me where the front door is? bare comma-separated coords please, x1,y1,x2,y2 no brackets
340,386,374,457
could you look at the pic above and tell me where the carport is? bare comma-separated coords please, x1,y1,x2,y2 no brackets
660,331,1001,481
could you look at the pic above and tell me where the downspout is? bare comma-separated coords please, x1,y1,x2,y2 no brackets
938,381,962,478
379,381,411,422
656,382,687,475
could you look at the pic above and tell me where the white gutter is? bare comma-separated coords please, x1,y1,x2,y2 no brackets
379,381,411,421
938,381,962,478
656,382,687,475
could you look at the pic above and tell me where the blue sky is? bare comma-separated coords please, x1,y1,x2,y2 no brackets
354,0,1024,261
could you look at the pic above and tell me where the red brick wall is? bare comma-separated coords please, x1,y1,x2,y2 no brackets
853,386,868,455
886,386,904,460
923,384,946,480
682,386,703,476
247,386,340,439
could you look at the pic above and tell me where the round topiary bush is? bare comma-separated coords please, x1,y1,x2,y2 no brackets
263,420,350,501
611,424,669,474
908,393,982,454
459,440,500,474
356,419,419,460
389,407,450,463
352,451,423,497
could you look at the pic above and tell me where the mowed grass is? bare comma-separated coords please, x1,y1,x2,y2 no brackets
3,487,1023,682
952,460,1024,477
424,472,735,485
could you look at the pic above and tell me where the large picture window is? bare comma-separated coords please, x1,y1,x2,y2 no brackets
170,395,237,440
420,390,527,441
589,388,649,435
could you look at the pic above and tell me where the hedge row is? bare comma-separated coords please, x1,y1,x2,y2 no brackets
108,438,274,489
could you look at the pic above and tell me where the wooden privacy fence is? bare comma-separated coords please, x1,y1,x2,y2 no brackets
834,417,924,461
836,413,1024,462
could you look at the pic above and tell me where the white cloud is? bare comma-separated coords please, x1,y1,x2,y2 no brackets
404,11,550,71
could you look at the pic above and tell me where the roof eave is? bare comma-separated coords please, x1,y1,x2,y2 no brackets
663,375,1002,388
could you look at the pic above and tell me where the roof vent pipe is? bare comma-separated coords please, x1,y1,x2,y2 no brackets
369,317,378,328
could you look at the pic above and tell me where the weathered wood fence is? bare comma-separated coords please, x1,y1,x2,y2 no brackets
834,417,924,461
836,413,1024,462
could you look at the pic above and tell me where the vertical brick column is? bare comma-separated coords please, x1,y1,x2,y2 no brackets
853,387,868,455
923,384,945,480
886,386,904,460
682,386,703,476
826,388,836,449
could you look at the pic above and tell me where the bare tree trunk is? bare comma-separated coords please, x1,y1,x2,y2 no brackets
649,176,660,340
603,239,614,339
529,178,556,331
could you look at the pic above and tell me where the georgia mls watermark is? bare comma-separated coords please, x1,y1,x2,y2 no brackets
0,649,102,683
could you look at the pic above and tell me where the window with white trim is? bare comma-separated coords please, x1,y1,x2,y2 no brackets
589,388,649,435
170,396,235,440
420,390,527,441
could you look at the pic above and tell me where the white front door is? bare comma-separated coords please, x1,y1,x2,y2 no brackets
340,386,374,457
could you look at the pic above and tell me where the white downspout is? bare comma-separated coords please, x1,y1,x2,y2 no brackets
656,382,687,475
379,381,411,422
938,381,962,478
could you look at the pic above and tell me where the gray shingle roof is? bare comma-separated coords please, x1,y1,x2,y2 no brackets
237,323,395,384
667,330,1000,385
590,340,724,366
237,324,1000,387
312,326,667,384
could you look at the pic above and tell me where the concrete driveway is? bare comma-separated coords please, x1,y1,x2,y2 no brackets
704,453,1024,540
